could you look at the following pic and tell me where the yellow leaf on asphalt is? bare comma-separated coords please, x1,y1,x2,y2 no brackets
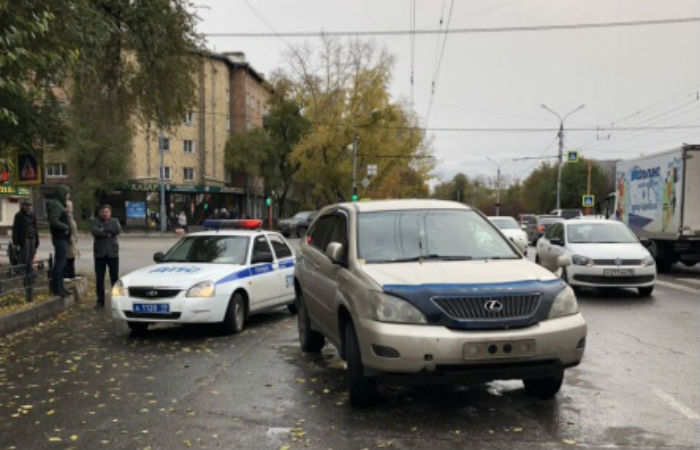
280,446,290,450
562,438,576,445
295,377,306,384
182,440,192,447
46,410,55,416
513,427,523,432
48,437,61,442
70,435,78,441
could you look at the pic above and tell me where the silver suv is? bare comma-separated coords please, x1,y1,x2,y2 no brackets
294,200,586,406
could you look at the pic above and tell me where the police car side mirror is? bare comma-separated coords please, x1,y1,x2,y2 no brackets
326,242,345,265
153,252,165,263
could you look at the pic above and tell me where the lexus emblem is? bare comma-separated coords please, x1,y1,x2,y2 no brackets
615,258,622,267
484,300,504,313
146,290,159,297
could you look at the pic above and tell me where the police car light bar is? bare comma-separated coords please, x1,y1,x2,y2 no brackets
203,219,263,230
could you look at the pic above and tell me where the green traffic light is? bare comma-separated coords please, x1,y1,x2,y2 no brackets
265,197,271,206
351,194,359,202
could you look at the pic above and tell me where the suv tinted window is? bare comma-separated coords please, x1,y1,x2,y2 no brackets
269,234,293,259
308,215,335,252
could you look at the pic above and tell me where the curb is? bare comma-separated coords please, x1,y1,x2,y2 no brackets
0,278,89,338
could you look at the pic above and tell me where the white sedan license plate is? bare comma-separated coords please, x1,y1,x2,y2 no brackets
603,268,634,276
133,303,170,314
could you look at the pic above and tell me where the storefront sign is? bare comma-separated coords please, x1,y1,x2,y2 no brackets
122,183,245,194
17,152,42,185
126,201,147,218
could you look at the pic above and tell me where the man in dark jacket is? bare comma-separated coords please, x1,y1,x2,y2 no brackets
91,204,121,308
12,199,39,302
46,185,71,297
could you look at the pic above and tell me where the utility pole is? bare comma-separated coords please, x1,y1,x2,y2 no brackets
351,134,358,201
158,123,167,233
486,157,503,216
541,103,585,210
586,159,592,215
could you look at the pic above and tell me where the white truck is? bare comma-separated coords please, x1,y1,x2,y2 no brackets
605,144,700,272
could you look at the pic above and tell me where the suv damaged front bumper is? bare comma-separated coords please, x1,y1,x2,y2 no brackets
356,313,586,381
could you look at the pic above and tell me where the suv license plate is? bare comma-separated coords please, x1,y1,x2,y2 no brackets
463,339,536,360
133,303,170,314
603,268,634,276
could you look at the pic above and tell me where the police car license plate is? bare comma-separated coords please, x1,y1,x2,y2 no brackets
133,303,170,314
603,268,634,276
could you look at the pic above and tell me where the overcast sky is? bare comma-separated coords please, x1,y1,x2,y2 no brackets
193,0,700,187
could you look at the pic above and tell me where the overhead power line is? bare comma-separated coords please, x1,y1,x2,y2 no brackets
205,17,700,38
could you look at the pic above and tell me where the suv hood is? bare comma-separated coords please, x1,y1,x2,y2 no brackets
121,263,245,289
361,259,556,288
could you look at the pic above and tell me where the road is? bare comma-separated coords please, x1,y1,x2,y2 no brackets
2,240,698,450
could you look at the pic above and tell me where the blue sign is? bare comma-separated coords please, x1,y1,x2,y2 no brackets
567,150,579,163
582,194,595,208
125,201,146,219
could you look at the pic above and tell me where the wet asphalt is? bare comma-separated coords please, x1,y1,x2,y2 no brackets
1,243,698,450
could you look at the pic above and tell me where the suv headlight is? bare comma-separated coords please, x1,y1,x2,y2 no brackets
112,280,125,297
362,291,427,324
186,281,216,298
641,255,655,267
572,254,594,266
548,286,579,319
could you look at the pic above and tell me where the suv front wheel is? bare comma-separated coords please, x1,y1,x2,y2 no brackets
297,290,324,352
523,375,563,399
344,321,378,406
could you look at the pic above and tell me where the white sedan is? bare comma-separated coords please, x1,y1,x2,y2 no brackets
488,216,529,255
536,219,656,296
111,227,297,333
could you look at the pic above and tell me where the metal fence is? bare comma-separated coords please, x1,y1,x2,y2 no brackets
0,243,53,307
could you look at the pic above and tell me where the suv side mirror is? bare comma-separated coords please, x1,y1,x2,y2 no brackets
325,242,345,265
550,237,564,246
557,254,572,267
251,252,274,264
153,252,164,263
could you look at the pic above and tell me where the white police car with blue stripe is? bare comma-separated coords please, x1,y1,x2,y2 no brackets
111,223,296,333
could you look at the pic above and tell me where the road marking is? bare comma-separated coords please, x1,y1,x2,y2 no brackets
653,389,700,421
655,279,700,294
679,277,700,286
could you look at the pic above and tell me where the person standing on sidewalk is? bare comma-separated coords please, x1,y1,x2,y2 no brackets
91,204,120,309
12,199,39,302
177,210,188,233
46,185,71,297
64,200,79,280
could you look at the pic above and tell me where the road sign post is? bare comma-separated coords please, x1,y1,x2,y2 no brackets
567,150,579,163
582,194,595,209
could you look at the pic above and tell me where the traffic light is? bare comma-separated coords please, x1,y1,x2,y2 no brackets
265,197,271,206
351,193,359,202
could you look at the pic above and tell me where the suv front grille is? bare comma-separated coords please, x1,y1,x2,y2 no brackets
592,259,642,266
128,287,182,299
432,294,541,320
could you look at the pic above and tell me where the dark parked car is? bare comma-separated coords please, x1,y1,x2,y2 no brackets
526,215,564,245
279,210,317,237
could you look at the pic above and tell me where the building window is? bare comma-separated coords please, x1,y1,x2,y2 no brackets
160,166,171,180
46,163,67,178
184,111,194,125
158,137,170,151
183,167,195,181
184,139,195,153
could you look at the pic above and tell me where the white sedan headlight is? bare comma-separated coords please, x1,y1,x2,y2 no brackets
186,281,216,298
641,255,655,267
112,280,125,297
548,286,579,319
363,291,427,324
572,254,594,266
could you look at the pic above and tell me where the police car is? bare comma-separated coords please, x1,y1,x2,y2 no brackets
111,220,297,333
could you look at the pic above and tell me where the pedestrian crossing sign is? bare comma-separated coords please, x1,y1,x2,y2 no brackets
567,150,579,163
582,194,595,208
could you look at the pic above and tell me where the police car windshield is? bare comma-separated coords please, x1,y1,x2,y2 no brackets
162,236,249,264
357,209,519,263
567,223,639,244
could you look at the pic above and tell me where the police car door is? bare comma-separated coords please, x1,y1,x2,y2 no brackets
248,234,278,309
267,233,295,303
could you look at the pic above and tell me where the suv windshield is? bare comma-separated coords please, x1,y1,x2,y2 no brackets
489,217,520,229
567,223,639,244
162,236,250,264
357,209,519,263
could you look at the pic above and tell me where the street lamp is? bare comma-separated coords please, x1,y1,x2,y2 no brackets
486,157,504,216
540,103,585,210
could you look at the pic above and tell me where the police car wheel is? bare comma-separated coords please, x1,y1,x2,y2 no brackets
223,292,246,334
297,291,324,352
287,302,298,314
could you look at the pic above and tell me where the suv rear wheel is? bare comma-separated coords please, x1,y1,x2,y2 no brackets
297,291,324,352
523,375,563,399
344,321,378,406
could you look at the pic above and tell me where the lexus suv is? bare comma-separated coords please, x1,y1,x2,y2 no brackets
294,199,586,406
